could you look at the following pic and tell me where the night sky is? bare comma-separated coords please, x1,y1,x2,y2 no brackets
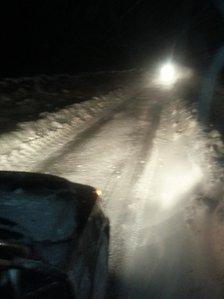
0,0,223,77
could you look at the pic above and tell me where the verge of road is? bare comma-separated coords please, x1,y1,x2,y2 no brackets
0,88,137,171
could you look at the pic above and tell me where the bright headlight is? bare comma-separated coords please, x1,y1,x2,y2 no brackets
145,60,193,89
159,63,177,85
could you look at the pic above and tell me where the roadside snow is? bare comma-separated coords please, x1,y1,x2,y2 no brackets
0,90,128,171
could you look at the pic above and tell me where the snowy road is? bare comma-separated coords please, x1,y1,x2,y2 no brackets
1,79,224,298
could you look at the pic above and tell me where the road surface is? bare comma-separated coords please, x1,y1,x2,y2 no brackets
1,80,224,298
38,85,224,298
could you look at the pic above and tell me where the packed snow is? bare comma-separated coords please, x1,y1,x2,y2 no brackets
0,71,224,297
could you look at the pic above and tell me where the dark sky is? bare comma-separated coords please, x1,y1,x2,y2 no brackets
0,0,223,77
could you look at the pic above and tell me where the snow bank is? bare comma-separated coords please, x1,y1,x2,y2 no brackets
0,89,128,171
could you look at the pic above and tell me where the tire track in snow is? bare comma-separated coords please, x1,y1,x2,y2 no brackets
0,91,128,171
37,92,143,172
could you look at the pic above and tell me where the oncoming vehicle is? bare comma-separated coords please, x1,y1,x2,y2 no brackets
0,171,109,299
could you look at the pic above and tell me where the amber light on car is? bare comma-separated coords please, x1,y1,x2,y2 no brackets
95,188,102,197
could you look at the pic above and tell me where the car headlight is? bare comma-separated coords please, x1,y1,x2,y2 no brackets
159,62,177,86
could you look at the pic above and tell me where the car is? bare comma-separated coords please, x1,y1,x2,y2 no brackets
0,171,109,299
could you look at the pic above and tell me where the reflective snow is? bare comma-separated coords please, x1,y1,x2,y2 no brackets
0,76,224,298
